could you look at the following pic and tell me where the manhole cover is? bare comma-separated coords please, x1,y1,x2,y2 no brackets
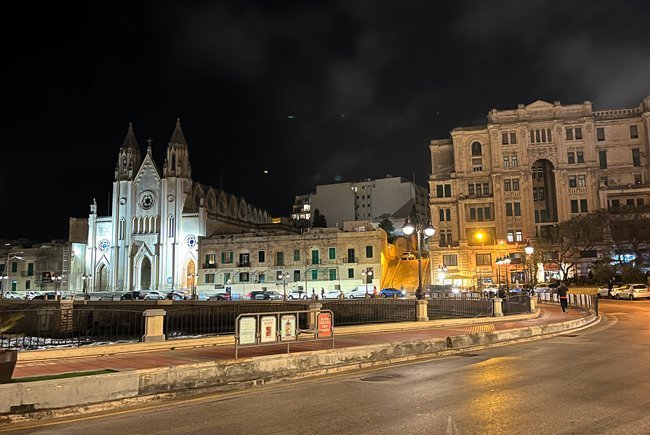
459,353,479,357
361,375,394,382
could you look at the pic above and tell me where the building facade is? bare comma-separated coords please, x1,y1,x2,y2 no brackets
77,120,272,293
292,176,429,231
0,241,71,294
197,221,388,296
429,96,650,286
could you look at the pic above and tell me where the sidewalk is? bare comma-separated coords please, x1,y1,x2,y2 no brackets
13,304,583,379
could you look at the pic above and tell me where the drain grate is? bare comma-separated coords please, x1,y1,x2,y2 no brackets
361,375,394,382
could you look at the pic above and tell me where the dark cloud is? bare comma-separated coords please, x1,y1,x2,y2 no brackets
1,0,649,240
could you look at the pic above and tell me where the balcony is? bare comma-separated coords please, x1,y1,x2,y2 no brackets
308,259,322,265
344,257,358,263
568,187,587,194
237,261,251,268
202,263,217,269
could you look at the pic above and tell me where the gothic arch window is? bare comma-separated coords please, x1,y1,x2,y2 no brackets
122,158,127,172
171,153,176,174
119,217,126,240
471,141,482,156
168,214,175,238
132,217,138,234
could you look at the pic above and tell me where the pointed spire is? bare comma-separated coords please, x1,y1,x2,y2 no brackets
146,137,153,157
121,122,139,150
169,118,187,146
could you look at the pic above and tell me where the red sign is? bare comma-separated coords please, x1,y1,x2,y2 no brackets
317,313,332,338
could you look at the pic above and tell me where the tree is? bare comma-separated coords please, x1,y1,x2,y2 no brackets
312,209,327,228
534,211,609,281
378,218,396,242
608,209,650,269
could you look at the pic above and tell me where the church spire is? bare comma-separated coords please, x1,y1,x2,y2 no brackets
169,118,187,146
115,122,142,181
164,118,192,179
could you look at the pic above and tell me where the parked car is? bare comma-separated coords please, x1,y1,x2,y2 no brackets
287,289,310,300
24,291,42,300
401,252,416,260
610,284,650,300
211,291,232,301
143,291,166,300
321,289,343,299
120,291,145,300
596,285,612,298
380,287,406,298
248,290,283,300
2,291,21,300
32,291,60,300
347,286,377,298
166,291,188,300
532,282,560,295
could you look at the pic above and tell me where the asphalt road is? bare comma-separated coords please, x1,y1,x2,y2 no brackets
5,299,650,434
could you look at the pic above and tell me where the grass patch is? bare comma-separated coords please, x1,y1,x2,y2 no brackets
13,369,117,383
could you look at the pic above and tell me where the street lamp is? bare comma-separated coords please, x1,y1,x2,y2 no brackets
524,241,535,287
280,272,289,300
361,268,373,297
52,273,63,300
502,256,511,291
82,274,92,300
437,265,447,284
402,218,436,300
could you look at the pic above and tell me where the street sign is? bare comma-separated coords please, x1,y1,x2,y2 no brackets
317,312,332,338
239,317,256,345
260,316,277,343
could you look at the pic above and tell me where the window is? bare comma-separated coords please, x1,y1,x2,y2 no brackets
477,208,484,221
571,200,579,213
476,253,492,266
569,176,577,188
507,230,514,242
468,184,474,195
575,127,583,139
577,175,586,187
476,184,482,196
293,249,300,261
439,209,444,221
599,151,607,169
258,251,265,263
512,179,520,191
637,198,645,207
506,203,513,216
446,209,451,221
470,208,476,220
580,199,588,213
439,229,452,246
632,148,641,167
328,247,336,260
365,246,373,258
348,268,354,278
439,209,451,221
293,270,301,281
223,272,231,285
535,167,543,179
515,230,523,242
483,183,490,195
205,274,215,283
443,254,458,267
504,180,511,191
311,250,320,265
627,199,635,207
276,251,284,266
27,263,34,276
540,209,547,222
568,152,576,164
630,125,638,139
471,141,482,156
600,176,608,186
514,202,521,216
503,156,510,168
472,158,483,172
635,173,643,185
511,155,518,167
484,207,492,220
436,185,444,198
311,270,318,280
577,151,584,163
510,132,517,144
329,269,337,281
502,133,508,145
565,128,573,140
444,184,452,197
25,280,31,290
259,272,265,283
533,188,538,201
221,252,233,264
205,254,216,267
596,127,605,141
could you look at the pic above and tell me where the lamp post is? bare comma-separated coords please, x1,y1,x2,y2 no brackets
402,218,436,300
495,257,502,289
52,273,63,300
503,256,511,291
82,273,92,300
280,272,289,300
524,241,535,287
361,268,373,297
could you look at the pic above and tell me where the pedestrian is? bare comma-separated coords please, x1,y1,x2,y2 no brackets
321,287,325,298
557,280,569,313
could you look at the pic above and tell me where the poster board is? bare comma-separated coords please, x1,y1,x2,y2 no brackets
239,317,257,345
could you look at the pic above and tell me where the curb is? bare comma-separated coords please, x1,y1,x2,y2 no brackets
1,309,596,423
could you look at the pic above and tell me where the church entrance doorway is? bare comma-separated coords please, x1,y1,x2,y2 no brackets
140,257,152,290
97,264,109,290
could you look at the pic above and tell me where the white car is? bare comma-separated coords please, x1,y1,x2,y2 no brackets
596,285,613,298
144,291,166,300
24,291,42,300
321,289,343,300
2,291,21,300
611,284,650,300
287,289,311,300
347,286,376,298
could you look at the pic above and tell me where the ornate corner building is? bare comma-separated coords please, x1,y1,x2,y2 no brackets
76,120,272,293
429,96,650,286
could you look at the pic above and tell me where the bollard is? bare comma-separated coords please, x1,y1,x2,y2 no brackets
493,298,504,317
529,296,536,312
416,299,428,321
142,309,167,342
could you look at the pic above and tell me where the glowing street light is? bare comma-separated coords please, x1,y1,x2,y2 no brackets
402,218,436,300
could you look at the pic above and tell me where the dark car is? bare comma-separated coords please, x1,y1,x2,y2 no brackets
166,291,189,300
212,292,232,301
120,291,145,300
380,287,406,298
249,290,275,300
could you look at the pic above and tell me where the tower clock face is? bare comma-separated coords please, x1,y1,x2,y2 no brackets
139,191,155,209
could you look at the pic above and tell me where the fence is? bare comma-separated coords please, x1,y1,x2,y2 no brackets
164,301,312,338
0,307,144,350
502,295,531,315
320,299,416,325
427,296,493,319
537,293,597,313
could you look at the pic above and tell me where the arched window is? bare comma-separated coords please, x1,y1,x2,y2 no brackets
119,217,126,240
168,214,175,238
471,141,482,156
171,154,176,173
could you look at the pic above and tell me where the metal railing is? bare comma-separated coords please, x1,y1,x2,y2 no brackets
537,293,597,313
427,296,493,319
164,301,312,339
320,299,416,325
0,307,144,350
502,295,531,315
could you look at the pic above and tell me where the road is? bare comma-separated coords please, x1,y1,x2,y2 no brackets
5,300,650,434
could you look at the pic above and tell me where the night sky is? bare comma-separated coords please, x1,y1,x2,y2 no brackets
2,1,649,241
